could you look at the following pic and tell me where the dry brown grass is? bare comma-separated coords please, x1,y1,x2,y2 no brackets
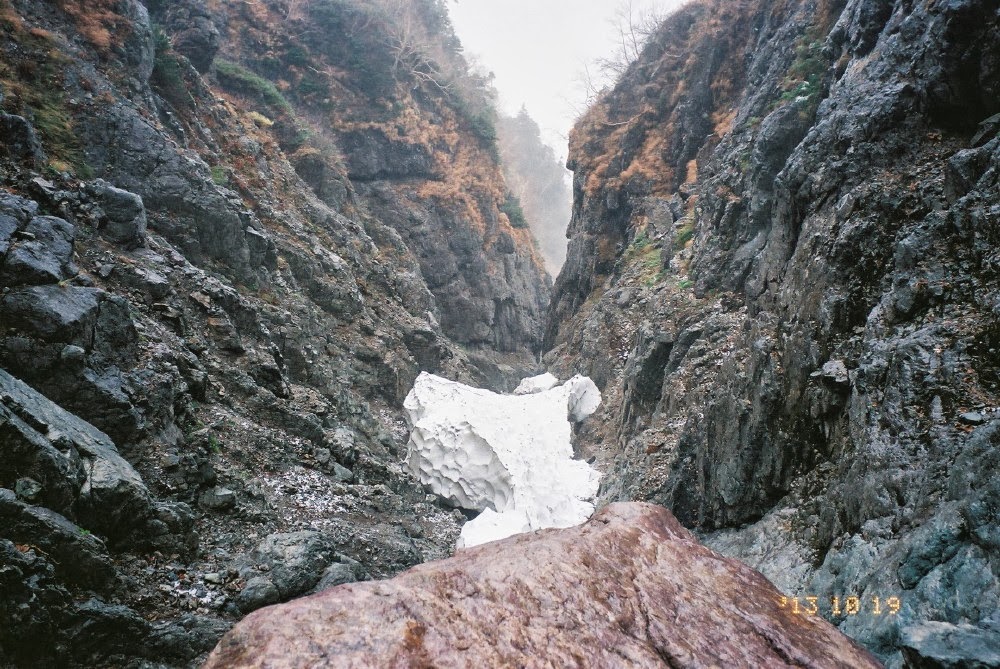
0,1,23,32
336,87,514,242
237,0,272,24
28,27,53,41
712,108,738,137
55,0,127,54
684,159,699,185
570,0,768,201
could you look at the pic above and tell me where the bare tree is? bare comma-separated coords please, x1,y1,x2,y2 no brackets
282,0,309,22
595,0,669,80
370,0,455,93
574,62,611,115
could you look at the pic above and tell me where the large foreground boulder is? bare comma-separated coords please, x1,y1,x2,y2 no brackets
205,502,881,668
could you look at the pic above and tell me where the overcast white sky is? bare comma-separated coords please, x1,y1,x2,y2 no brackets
448,0,686,161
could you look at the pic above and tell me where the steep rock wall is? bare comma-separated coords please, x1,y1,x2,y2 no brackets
0,0,548,666
212,0,550,357
547,0,1000,662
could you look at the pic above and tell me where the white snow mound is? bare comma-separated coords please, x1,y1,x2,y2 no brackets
403,372,602,548
513,372,560,395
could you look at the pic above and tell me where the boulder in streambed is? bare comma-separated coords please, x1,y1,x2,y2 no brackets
204,502,882,669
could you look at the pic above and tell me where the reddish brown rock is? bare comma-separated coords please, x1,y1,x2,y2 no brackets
204,503,881,668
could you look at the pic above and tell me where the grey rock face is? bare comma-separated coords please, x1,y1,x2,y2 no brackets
1,285,103,342
65,598,151,665
85,179,148,249
0,216,16,258
14,477,43,503
79,103,270,284
289,148,349,209
547,0,1000,663
243,531,334,603
0,366,195,666
0,368,174,545
121,0,155,83
0,537,72,664
0,489,116,590
361,182,550,358
0,113,46,167
0,214,76,286
164,2,220,73
0,399,84,516
312,561,359,592
900,622,1000,669
233,531,363,613
147,615,234,664
235,577,281,613
0,535,156,668
0,0,544,664
339,130,437,182
0,284,146,443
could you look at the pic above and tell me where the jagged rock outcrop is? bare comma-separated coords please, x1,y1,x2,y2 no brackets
0,0,549,666
162,1,221,73
213,0,551,358
232,530,365,614
0,370,198,666
204,503,881,669
0,368,192,549
546,0,999,664
0,112,46,167
0,191,150,445
84,179,148,249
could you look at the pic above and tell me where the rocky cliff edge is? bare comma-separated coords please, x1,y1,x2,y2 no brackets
0,0,549,665
545,0,1000,664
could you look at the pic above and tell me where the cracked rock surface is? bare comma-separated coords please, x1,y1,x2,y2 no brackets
205,502,882,669
545,0,1000,664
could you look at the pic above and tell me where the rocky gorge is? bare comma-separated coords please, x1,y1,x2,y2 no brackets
0,0,997,667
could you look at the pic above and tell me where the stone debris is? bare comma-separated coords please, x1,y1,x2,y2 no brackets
199,486,237,512
811,359,850,386
959,411,986,425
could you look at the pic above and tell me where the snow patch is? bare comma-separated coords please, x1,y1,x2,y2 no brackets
403,372,602,548
565,375,602,421
513,372,560,395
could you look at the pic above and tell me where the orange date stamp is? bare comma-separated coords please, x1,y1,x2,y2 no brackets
778,595,902,616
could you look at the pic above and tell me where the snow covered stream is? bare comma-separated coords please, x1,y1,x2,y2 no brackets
403,372,602,548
